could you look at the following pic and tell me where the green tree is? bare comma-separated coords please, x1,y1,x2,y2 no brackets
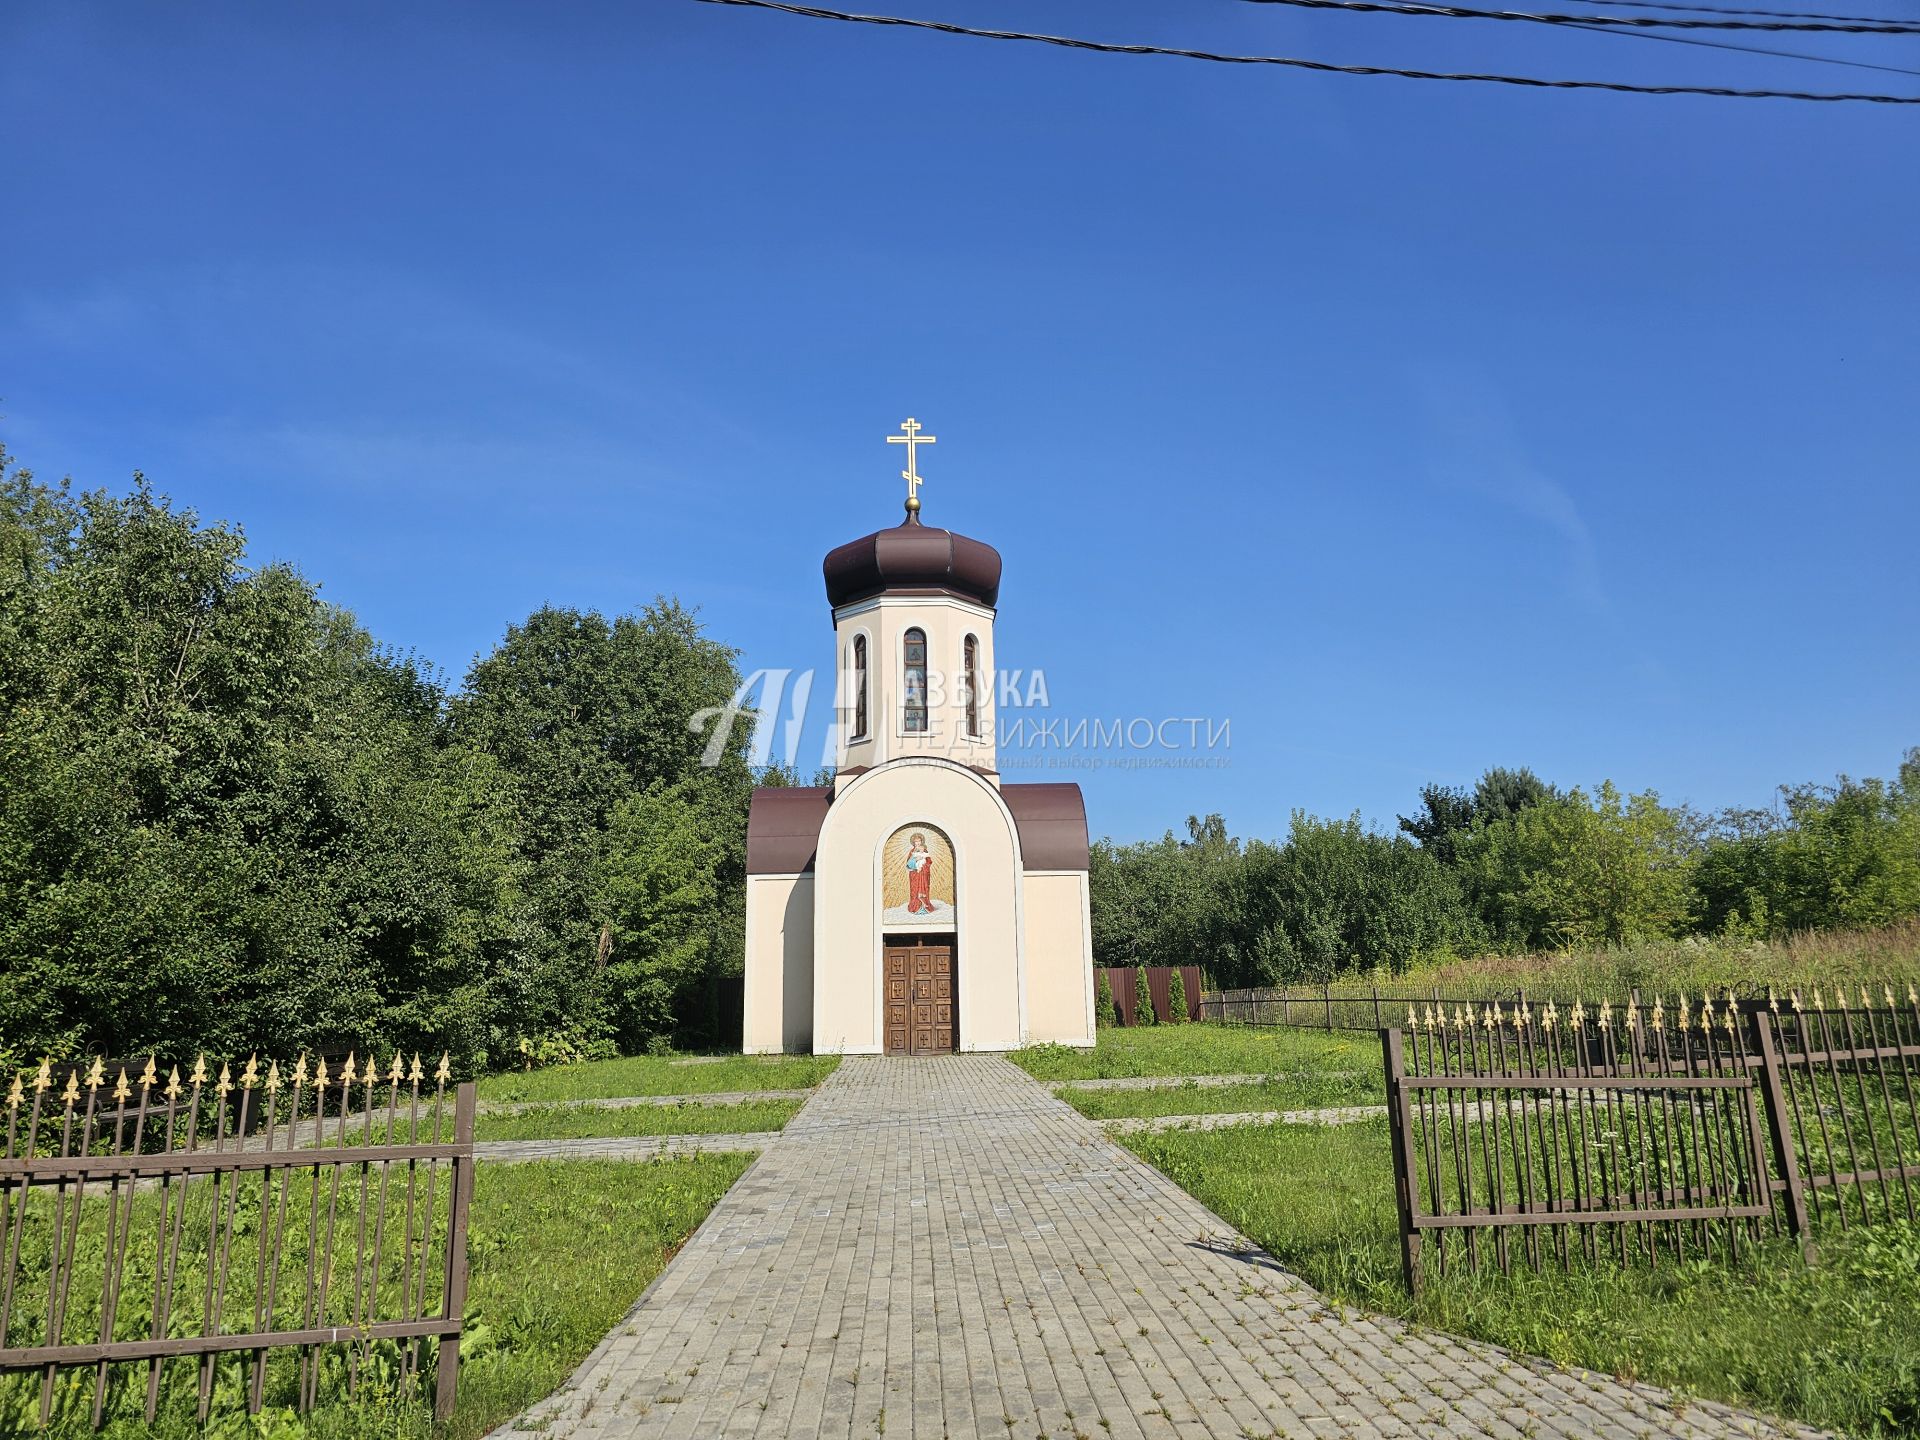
1167,967,1188,1024
1094,970,1117,1028
595,782,727,1051
1133,965,1156,1026
1457,782,1697,949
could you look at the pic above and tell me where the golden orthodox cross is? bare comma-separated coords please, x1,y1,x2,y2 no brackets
886,417,936,508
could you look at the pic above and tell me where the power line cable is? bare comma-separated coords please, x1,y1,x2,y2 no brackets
1231,0,1920,33
1488,0,1918,23
696,0,1920,101
1557,15,1920,75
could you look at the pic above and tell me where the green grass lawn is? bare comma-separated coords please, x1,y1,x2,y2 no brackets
476,1052,838,1104
3,1155,751,1440
475,1096,803,1141
1126,1118,1920,1437
1059,1072,1381,1120
1010,1023,1376,1081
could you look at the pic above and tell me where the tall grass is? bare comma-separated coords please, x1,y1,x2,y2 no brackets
1312,919,1920,1004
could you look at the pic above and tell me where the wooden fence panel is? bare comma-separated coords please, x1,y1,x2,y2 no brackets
0,1053,475,1427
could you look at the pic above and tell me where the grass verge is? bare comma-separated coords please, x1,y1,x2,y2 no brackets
1058,1074,1379,1120
1010,1024,1375,1081
477,1053,838,1104
475,1097,802,1141
1126,1118,1920,1437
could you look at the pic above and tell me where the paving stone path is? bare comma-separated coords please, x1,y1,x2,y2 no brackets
508,1054,1820,1440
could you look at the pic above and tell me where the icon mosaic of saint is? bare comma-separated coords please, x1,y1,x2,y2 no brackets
882,824,956,925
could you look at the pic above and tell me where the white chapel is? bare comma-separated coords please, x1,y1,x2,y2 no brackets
741,422,1096,1055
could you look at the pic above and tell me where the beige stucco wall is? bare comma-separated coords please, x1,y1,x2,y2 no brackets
743,873,814,1054
812,758,1023,1054
834,596,997,780
1021,870,1095,1048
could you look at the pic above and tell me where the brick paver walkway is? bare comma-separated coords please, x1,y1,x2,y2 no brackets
509,1055,1819,1440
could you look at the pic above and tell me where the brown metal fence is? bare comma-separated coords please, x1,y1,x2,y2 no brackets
1380,986,1920,1294
1100,967,1201,1026
1,1053,475,1427
1201,983,1540,1032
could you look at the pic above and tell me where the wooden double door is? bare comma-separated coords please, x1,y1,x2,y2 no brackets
884,939,956,1056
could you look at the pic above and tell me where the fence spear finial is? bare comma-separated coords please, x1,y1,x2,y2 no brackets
1651,996,1665,1031
341,1052,357,1087
1886,985,1898,1011
113,1067,130,1103
6,1073,22,1108
1789,989,1803,1013
34,1058,52,1093
1598,999,1614,1030
215,1061,232,1096
1571,1000,1587,1028
1542,1000,1558,1032
265,1060,282,1095
292,1053,310,1088
1767,986,1779,1014
1408,1004,1419,1030
1836,986,1851,1011
61,1071,79,1106
240,1055,259,1089
190,1055,207,1086
1909,982,1918,1006
165,1065,182,1100
435,1052,452,1083
314,1056,329,1090
1860,985,1872,1011
409,1052,424,1084
85,1056,105,1089
389,1052,405,1085
140,1055,157,1088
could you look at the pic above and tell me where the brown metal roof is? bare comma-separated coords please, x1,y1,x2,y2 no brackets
745,787,832,874
745,780,1088,876
822,519,1002,610
1001,783,1090,872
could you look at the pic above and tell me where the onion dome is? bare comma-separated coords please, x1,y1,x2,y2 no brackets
822,516,1002,610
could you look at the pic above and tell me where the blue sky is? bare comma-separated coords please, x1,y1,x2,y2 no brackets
4,1,1916,844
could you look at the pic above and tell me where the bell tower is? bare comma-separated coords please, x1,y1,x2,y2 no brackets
822,421,1002,786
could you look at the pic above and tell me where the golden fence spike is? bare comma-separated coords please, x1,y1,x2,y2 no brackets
341,1052,357,1087
190,1055,208,1086
1767,986,1779,1014
1886,985,1898,1011
435,1052,452,1083
410,1052,424,1083
85,1056,105,1088
314,1056,330,1090
265,1059,282,1094
1860,985,1872,1011
1542,1000,1557,1032
1724,1007,1736,1033
240,1055,259,1089
215,1061,232,1096
1598,999,1614,1029
34,1058,52,1093
1811,985,1824,1010
7,1073,23,1108
61,1071,79,1106
1836,985,1851,1011
140,1055,157,1088
165,1065,182,1100
1651,997,1665,1030
112,1067,131,1103
389,1052,405,1085
1789,989,1803,1012
1407,1004,1419,1030
1571,999,1587,1028
1908,982,1918,1006
292,1053,309,1087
